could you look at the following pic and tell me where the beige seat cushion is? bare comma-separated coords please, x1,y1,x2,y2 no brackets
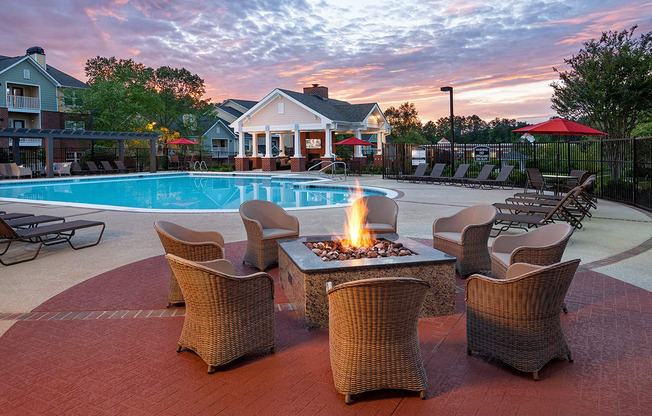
262,228,298,239
364,223,396,233
492,251,511,268
434,232,462,244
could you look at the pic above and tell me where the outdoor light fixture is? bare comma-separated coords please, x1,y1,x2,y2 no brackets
440,86,455,166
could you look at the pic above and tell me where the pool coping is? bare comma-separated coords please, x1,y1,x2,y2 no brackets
0,171,398,212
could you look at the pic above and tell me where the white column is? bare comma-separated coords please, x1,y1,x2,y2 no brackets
265,129,273,158
237,131,245,157
279,135,286,156
354,130,363,157
377,132,383,155
323,127,333,158
293,126,303,158
251,133,259,157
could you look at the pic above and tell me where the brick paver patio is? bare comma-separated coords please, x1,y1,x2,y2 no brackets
0,240,650,415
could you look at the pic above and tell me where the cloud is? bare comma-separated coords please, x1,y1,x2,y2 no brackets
1,0,650,122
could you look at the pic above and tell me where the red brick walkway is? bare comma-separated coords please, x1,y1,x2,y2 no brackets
0,241,650,415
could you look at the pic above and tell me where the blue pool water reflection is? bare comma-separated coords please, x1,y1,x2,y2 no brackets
0,174,387,211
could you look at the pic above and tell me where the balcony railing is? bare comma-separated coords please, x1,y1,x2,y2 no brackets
6,94,40,110
212,147,230,158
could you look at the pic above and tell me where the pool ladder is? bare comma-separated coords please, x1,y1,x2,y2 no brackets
192,160,208,171
307,161,347,180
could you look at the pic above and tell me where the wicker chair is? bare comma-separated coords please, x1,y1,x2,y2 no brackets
466,259,581,380
491,223,573,279
432,205,496,276
352,195,398,234
166,254,275,373
327,277,429,404
154,221,225,307
239,200,300,270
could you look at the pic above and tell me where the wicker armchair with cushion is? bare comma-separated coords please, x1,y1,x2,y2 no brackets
491,223,573,279
154,221,225,307
352,195,398,235
166,255,275,373
432,205,496,276
327,277,430,404
466,259,581,380
239,200,300,270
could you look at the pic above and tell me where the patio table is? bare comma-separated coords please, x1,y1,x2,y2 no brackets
542,174,578,195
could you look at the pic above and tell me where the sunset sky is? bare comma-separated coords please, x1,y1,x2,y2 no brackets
2,0,651,124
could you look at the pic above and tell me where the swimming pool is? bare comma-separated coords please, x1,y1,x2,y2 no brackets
0,173,394,212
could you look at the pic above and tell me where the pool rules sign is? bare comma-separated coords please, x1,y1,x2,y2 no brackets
473,146,490,163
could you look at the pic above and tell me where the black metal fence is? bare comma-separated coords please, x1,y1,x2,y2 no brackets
383,137,652,211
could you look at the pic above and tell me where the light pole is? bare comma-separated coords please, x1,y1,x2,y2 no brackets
440,86,454,168
90,110,99,161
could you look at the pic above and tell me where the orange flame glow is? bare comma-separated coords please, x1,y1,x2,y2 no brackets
343,185,373,248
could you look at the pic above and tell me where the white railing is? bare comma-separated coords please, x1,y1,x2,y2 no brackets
6,94,40,110
19,138,42,146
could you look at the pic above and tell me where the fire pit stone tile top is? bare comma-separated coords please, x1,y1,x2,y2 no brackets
278,234,457,330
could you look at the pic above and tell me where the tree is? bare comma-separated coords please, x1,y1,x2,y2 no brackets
384,102,425,143
551,26,652,139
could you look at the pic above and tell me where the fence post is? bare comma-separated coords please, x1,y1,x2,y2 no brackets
632,138,637,205
599,136,604,198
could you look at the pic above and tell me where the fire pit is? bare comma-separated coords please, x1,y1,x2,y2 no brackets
278,234,456,329
305,238,415,261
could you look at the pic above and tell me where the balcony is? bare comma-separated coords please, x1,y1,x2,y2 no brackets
212,147,230,158
6,94,40,111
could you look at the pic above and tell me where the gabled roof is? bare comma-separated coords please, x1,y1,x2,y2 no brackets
218,105,244,118
277,89,377,123
225,99,257,111
0,53,87,88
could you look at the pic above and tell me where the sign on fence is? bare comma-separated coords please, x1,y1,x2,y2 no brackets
411,148,426,166
473,146,490,162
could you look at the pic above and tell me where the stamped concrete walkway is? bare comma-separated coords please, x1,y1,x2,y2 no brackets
0,173,651,415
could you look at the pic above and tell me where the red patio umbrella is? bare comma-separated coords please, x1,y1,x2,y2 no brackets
334,137,373,146
512,118,607,176
168,138,200,145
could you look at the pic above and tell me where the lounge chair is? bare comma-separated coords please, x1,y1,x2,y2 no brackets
0,213,34,221
396,163,427,182
466,259,581,380
463,164,495,188
432,205,496,276
506,176,596,219
54,163,71,176
70,161,83,175
472,165,515,189
0,217,105,265
101,161,116,173
9,163,32,179
0,164,9,179
327,277,429,404
114,160,135,173
5,215,65,228
422,163,446,183
494,186,586,229
166,254,275,373
239,200,300,270
154,221,225,307
492,188,581,236
168,154,181,170
443,163,470,186
85,161,100,174
352,195,398,234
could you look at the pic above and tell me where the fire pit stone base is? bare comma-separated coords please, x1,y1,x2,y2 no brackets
278,235,457,330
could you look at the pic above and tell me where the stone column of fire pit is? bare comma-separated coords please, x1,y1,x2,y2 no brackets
278,234,457,329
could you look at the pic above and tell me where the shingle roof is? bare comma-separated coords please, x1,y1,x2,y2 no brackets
218,105,244,118
227,99,257,110
278,89,376,123
0,53,87,88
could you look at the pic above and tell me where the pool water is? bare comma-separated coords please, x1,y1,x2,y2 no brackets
0,174,388,211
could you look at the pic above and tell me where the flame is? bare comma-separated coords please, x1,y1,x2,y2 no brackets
343,185,373,248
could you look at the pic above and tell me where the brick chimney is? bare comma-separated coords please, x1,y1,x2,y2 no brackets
26,46,46,69
303,84,328,99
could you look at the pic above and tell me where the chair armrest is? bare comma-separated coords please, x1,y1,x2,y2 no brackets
241,215,264,237
433,215,460,234
326,281,333,293
505,262,544,279
197,259,235,275
276,212,300,233
192,230,225,247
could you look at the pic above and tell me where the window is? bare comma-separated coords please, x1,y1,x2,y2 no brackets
23,69,30,79
65,120,85,130
215,126,221,133
63,90,83,107
278,102,285,114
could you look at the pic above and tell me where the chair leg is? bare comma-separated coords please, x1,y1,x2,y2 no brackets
532,371,539,381
420,391,426,400
562,302,568,314
467,349,472,356
176,345,183,353
270,346,275,353
344,394,352,405
208,365,216,374
568,352,574,362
